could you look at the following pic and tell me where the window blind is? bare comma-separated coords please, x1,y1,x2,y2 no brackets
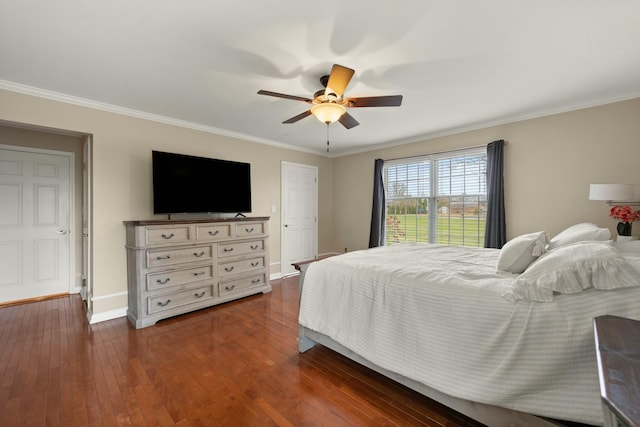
384,147,487,247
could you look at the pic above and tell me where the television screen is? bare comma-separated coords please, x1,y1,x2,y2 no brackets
152,150,252,214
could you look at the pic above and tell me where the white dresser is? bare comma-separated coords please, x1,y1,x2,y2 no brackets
124,217,271,328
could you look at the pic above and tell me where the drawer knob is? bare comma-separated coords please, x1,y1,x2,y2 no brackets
223,247,234,252
224,266,234,272
250,245,259,250
194,291,206,298
193,251,205,258
194,271,206,276
225,284,236,291
156,255,171,260
209,230,219,236
250,261,259,267
156,278,171,285
252,279,261,284
245,227,254,233
161,233,174,239
157,299,171,307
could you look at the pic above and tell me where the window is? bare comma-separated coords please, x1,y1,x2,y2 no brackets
384,147,487,247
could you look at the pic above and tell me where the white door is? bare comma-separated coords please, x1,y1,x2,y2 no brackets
0,147,72,303
281,162,317,276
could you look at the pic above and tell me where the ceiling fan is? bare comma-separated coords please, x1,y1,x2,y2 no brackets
257,64,403,130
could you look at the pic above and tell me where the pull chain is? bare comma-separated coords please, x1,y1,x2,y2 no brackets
326,122,330,152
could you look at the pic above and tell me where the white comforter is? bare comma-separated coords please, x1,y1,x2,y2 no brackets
298,243,640,425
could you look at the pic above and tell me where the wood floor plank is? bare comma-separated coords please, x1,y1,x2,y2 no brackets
0,276,491,427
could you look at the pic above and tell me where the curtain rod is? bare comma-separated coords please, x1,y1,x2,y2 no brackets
384,139,508,163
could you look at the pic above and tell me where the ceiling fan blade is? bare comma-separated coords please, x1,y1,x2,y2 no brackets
283,110,312,124
346,95,403,108
339,112,359,129
257,90,312,103
324,64,355,98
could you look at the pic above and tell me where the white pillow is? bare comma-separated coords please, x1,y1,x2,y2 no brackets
547,223,610,249
497,231,548,273
503,241,640,302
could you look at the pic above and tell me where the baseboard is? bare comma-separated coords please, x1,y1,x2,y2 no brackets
0,292,68,308
88,307,127,324
270,272,285,281
318,251,344,257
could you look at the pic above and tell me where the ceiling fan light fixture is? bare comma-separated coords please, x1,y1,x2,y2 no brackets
258,63,402,133
311,103,346,124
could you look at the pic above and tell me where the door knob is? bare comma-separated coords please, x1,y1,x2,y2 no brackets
57,229,68,235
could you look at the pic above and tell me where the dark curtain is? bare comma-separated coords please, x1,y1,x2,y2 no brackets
484,140,506,249
368,158,385,248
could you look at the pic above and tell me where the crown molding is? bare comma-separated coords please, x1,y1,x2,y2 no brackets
335,92,640,158
2,79,638,159
0,79,326,156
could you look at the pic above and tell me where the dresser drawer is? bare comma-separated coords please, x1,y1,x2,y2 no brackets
145,225,191,245
146,245,213,268
234,221,265,237
219,256,265,277
195,224,232,241
124,218,271,328
219,274,266,296
147,265,213,291
148,285,214,314
218,239,265,257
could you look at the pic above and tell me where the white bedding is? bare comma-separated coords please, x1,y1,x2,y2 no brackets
298,243,640,425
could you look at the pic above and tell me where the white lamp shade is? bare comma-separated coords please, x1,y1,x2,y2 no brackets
589,184,635,201
311,103,346,124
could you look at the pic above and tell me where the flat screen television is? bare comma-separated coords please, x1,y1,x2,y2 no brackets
152,150,252,215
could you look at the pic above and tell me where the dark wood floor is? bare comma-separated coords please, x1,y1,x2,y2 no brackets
0,276,484,427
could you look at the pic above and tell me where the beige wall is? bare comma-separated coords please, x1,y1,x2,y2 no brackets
0,88,333,317
332,97,640,252
2,86,640,319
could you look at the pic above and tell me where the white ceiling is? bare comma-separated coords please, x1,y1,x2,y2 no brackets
1,1,640,156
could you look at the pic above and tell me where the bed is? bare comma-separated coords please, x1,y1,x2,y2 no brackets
297,224,640,427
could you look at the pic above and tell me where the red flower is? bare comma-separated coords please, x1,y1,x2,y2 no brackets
609,205,640,223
